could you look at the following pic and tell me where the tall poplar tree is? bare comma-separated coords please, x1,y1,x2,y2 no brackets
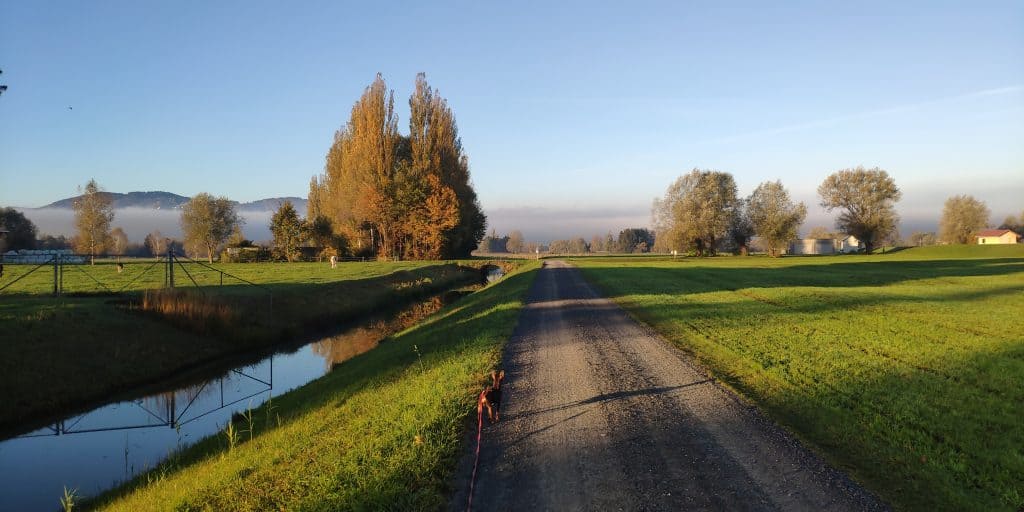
408,73,486,258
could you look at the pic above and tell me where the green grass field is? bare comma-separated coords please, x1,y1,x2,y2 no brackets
0,261,487,436
573,245,1024,511
86,262,541,511
0,259,439,296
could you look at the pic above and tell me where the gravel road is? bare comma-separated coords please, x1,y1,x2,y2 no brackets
451,260,887,511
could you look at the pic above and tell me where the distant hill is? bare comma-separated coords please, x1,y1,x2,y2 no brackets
44,191,191,210
237,197,307,213
41,191,306,214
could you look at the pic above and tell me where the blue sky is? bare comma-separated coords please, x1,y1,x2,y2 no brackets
1,1,1022,240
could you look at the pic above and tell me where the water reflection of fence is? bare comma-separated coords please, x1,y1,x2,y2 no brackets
16,359,273,439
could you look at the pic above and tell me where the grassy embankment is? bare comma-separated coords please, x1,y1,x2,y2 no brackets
0,261,486,435
83,261,540,511
574,245,1024,512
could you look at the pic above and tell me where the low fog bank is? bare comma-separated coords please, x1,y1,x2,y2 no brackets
18,208,274,243
484,204,945,244
14,202,993,247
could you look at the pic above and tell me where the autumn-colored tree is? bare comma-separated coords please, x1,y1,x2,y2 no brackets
314,73,485,261
322,74,402,258
589,234,604,253
653,169,739,256
180,193,241,262
307,175,325,221
73,179,114,264
226,225,250,247
748,181,807,257
270,201,307,262
407,73,484,258
939,195,990,244
144,230,166,256
109,227,128,262
507,231,525,254
818,166,901,254
572,237,589,253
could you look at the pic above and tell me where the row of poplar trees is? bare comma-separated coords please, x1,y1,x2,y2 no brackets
307,74,486,260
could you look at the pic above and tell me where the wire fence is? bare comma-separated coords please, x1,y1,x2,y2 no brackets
0,250,272,299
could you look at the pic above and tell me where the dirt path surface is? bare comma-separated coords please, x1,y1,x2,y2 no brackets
453,261,886,511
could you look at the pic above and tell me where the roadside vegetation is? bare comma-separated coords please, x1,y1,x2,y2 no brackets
0,261,486,436
85,262,540,511
574,245,1024,511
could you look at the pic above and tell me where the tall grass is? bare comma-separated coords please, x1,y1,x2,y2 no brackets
133,264,482,345
140,289,239,334
60,487,78,512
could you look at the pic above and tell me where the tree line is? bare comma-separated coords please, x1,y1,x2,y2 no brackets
3,168,1018,262
480,228,655,255
653,166,899,256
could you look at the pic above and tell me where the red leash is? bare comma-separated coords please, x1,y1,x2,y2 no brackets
466,388,487,512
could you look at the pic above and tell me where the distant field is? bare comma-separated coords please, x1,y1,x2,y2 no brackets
574,245,1024,512
0,259,438,296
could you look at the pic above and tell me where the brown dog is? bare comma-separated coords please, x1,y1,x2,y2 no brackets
481,370,505,422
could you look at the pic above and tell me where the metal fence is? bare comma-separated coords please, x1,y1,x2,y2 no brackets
0,249,271,299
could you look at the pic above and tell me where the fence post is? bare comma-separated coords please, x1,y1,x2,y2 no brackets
53,255,58,296
167,248,175,289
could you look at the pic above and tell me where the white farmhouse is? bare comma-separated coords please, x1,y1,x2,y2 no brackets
975,229,1020,245
837,235,862,253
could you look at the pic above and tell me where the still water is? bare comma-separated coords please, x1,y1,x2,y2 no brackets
0,294,460,511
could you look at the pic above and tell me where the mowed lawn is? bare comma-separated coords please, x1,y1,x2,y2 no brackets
574,245,1024,512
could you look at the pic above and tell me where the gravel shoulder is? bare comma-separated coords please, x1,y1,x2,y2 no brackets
451,260,887,511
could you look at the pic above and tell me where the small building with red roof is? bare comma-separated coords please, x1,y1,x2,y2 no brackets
975,229,1020,245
